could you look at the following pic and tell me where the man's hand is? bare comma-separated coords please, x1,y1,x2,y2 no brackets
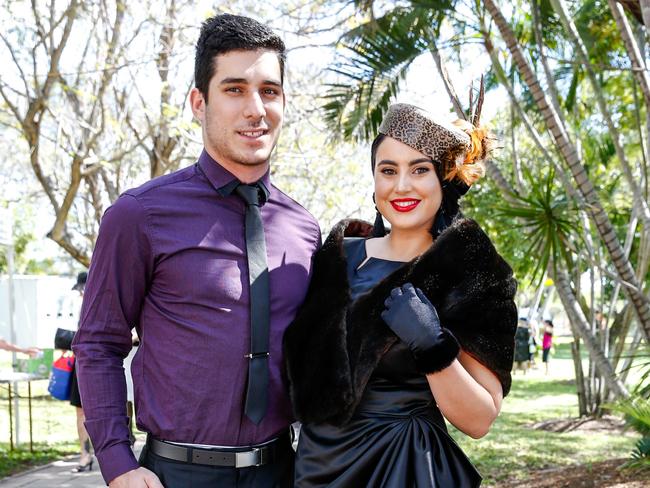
109,467,164,488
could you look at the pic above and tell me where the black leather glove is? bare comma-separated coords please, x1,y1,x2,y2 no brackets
381,283,460,373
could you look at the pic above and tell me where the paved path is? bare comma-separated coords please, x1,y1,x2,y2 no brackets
0,441,143,487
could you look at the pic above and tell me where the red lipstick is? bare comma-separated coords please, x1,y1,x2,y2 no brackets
390,199,421,212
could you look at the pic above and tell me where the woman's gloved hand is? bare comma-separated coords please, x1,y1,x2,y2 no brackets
381,283,460,373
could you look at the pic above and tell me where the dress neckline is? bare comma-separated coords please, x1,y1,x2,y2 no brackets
357,240,406,271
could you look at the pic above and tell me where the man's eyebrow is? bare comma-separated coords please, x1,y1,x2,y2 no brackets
220,77,248,85
219,78,282,87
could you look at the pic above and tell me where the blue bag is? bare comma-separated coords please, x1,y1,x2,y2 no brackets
48,353,75,400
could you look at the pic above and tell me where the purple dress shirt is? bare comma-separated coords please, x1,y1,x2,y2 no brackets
72,150,321,483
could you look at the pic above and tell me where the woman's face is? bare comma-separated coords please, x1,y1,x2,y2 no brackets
374,136,442,233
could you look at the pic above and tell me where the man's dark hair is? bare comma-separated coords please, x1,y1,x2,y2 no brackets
195,14,286,100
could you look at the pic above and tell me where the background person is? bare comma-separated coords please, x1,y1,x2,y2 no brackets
514,317,531,374
542,319,554,375
66,271,94,472
0,337,40,357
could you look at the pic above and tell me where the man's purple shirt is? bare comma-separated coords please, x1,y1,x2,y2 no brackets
72,150,321,483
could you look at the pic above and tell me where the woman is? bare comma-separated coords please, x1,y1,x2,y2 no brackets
542,319,554,375
284,103,517,487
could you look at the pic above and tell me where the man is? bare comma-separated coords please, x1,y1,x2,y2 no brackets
73,14,320,487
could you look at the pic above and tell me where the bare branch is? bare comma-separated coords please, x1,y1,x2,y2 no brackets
40,0,79,101
0,32,32,97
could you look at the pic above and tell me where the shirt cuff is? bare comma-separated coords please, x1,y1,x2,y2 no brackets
96,442,140,485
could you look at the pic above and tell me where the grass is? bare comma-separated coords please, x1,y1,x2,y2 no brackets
0,354,78,478
0,390,78,479
0,443,76,479
450,338,641,485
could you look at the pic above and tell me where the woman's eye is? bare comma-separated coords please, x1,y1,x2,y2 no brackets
380,168,396,175
414,167,430,174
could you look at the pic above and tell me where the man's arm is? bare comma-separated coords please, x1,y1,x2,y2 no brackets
72,194,154,484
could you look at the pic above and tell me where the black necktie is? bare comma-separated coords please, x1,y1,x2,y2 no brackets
235,183,269,425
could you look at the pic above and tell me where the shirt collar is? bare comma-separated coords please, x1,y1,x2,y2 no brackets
198,149,271,200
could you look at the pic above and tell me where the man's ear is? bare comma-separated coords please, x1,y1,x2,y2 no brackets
189,87,205,123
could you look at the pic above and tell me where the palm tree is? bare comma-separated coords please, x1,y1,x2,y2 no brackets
482,0,650,344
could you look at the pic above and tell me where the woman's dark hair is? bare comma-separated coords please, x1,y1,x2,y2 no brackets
194,14,286,102
370,134,464,238
370,134,387,172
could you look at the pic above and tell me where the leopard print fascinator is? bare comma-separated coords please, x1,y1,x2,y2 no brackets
377,104,471,174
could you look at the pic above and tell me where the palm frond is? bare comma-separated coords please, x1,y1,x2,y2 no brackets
322,6,450,142
495,166,580,284
608,395,650,471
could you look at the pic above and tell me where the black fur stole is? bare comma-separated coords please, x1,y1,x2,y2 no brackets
283,218,518,426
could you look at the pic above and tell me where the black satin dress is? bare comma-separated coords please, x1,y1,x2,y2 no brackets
294,238,482,487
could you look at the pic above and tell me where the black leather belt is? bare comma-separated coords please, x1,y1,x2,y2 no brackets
147,433,286,468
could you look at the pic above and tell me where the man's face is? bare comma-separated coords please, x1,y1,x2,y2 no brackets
190,49,284,176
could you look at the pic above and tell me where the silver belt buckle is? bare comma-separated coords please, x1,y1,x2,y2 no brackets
235,447,261,467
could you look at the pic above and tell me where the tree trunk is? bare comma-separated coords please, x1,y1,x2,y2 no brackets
571,338,588,416
552,266,630,399
483,0,650,345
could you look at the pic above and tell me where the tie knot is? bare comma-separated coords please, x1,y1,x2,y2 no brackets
235,183,264,207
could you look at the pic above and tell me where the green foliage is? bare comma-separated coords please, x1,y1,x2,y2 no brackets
0,227,33,274
322,3,454,142
462,173,531,285
0,206,57,275
494,167,580,284
453,367,639,484
609,397,650,471
607,353,650,471
0,444,76,479
634,354,650,399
